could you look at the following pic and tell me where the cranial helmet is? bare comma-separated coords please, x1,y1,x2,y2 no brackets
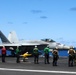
70,46,73,49
17,46,19,48
2,45,5,49
47,45,49,47
26,52,28,53
35,45,37,48
55,47,58,49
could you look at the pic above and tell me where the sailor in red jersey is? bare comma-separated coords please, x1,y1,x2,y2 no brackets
1,46,6,62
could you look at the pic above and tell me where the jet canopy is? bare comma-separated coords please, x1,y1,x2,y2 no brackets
41,38,55,42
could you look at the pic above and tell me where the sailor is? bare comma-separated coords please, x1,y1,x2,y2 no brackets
44,45,50,64
15,46,21,63
33,46,39,64
1,46,6,62
22,52,32,62
68,46,75,67
52,47,59,66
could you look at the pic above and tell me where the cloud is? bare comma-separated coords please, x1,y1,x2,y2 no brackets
70,7,76,11
40,16,47,19
31,10,42,14
22,22,27,24
7,22,13,24
57,38,63,40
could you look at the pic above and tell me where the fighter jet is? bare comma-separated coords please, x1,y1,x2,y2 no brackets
0,31,70,49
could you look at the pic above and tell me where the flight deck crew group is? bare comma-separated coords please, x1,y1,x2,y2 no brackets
1,45,76,67
33,45,76,67
0,46,21,63
33,45,59,66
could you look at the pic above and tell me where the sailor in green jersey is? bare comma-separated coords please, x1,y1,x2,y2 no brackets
44,46,50,64
16,46,21,63
33,46,39,64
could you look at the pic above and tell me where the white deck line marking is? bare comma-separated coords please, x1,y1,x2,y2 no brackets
0,68,76,74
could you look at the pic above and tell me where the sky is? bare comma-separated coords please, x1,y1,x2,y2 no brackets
0,0,76,46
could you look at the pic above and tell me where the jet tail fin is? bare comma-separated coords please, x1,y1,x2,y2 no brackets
0,31,11,43
8,31,19,43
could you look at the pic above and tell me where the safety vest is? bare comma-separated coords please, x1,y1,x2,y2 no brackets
16,48,20,54
2,47,6,54
44,47,49,54
53,50,58,55
33,48,38,54
68,49,74,55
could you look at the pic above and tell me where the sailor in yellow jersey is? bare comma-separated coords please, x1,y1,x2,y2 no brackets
20,52,32,62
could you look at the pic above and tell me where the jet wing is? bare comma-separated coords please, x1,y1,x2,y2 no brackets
20,40,49,46
21,43,41,46
0,43,21,47
0,41,48,47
